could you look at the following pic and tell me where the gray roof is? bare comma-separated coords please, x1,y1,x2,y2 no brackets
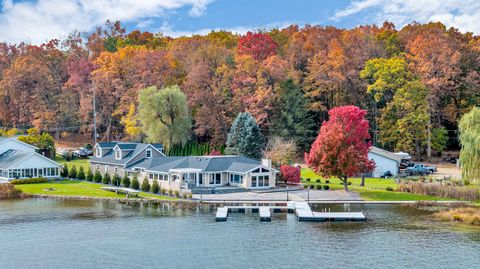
369,146,402,162
91,143,151,165
128,156,273,174
97,142,117,149
0,149,32,169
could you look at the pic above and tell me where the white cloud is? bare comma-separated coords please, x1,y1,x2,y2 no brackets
0,0,215,44
158,21,295,37
333,0,480,34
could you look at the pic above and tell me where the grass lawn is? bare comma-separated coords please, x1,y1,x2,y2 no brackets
55,157,90,171
301,168,455,201
15,180,179,200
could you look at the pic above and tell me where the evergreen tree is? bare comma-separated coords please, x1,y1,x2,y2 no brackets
122,174,131,188
141,177,151,192
86,168,94,181
131,176,140,190
112,174,121,186
93,171,102,182
226,112,264,159
77,166,85,180
102,173,111,184
68,165,77,179
270,80,316,150
61,164,68,178
151,180,160,193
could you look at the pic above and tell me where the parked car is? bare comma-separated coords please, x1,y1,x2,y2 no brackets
381,171,393,178
406,164,435,176
73,147,91,158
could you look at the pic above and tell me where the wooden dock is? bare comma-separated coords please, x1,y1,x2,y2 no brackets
215,202,366,222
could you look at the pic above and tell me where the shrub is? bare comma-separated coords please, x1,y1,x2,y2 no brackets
347,181,352,185
151,180,160,193
60,164,68,178
306,178,311,182
174,190,180,197
68,165,77,179
160,188,167,195
0,184,24,199
323,185,330,190
316,185,322,190
386,186,394,191
464,179,471,186
187,193,193,199
316,179,321,183
168,189,173,196
141,177,151,192
397,182,479,200
303,185,309,189
131,177,140,190
93,171,102,183
325,180,330,184
280,165,301,184
10,178,48,185
122,175,131,188
112,174,121,186
86,169,94,181
102,173,111,184
77,166,85,180
182,192,188,198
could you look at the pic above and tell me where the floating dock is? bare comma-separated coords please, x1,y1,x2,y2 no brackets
215,201,366,222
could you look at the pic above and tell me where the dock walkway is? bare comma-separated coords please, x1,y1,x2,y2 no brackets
215,201,366,222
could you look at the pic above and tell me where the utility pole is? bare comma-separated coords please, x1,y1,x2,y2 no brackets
93,86,97,145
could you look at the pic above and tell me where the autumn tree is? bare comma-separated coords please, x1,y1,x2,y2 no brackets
121,103,143,141
262,136,297,167
237,32,278,61
304,106,374,191
459,107,480,185
138,85,191,149
226,112,264,159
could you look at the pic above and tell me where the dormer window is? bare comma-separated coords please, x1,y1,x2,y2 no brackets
96,147,102,157
115,149,121,160
146,149,152,158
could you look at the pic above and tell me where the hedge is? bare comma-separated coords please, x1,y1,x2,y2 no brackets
10,177,48,185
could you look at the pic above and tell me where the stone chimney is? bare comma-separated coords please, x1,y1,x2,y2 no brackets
261,158,272,168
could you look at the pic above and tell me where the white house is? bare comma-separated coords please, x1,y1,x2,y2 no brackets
0,137,62,181
368,146,402,177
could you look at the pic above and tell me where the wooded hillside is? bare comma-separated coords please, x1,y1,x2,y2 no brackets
0,21,478,156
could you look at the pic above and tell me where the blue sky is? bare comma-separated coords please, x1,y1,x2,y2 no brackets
1,0,479,44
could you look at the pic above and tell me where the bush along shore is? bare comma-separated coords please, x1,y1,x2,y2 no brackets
397,181,479,201
408,201,480,227
0,183,28,199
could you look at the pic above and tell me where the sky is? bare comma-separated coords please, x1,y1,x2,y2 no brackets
1,0,479,44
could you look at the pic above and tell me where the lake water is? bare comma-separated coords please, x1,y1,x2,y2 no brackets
0,199,479,269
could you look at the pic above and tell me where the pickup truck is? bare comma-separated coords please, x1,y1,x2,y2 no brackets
406,164,437,176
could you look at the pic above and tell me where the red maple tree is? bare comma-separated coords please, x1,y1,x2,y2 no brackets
237,32,278,61
280,165,301,184
304,106,374,191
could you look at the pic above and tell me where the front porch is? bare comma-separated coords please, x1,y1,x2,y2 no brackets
0,167,60,181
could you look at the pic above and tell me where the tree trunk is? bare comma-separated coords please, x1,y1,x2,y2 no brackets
360,173,365,187
427,117,432,161
343,176,348,192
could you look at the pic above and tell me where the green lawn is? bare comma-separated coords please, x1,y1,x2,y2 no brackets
15,180,179,200
301,168,454,201
55,157,90,171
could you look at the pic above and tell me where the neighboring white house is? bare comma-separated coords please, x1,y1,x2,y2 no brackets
0,137,62,181
368,146,402,177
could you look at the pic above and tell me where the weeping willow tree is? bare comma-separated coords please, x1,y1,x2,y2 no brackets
459,107,480,186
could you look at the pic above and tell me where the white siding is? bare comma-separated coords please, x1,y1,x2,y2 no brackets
0,139,36,154
368,152,398,177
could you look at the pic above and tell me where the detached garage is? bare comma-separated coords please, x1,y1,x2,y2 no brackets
368,146,402,178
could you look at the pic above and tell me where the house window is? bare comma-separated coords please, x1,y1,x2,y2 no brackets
105,166,109,174
252,168,261,173
215,173,221,184
96,164,100,171
96,148,101,157
114,167,118,174
149,173,154,180
146,149,152,158
115,149,121,160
